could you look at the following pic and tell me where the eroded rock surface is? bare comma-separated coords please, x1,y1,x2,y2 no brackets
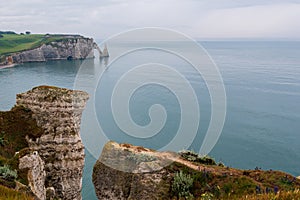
92,141,176,200
12,36,95,63
17,86,89,200
19,151,46,200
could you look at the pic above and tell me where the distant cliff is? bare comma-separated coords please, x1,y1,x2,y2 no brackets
0,33,108,66
11,36,95,63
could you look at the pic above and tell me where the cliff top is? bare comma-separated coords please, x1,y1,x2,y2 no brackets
93,141,300,200
0,32,89,57
16,85,89,107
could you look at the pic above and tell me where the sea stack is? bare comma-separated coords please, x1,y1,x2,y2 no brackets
17,86,89,200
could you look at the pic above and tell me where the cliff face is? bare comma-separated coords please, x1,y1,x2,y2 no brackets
11,37,95,63
93,141,300,200
16,86,89,200
92,141,175,200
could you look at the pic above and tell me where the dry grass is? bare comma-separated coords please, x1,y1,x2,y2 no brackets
234,189,300,200
0,185,33,200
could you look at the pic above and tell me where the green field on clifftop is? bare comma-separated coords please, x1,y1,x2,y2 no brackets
0,33,65,55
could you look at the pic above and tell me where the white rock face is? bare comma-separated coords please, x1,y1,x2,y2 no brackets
12,37,95,63
17,86,89,200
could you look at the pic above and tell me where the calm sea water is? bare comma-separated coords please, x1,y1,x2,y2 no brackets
0,41,299,199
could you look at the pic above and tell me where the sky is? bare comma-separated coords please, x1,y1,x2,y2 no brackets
0,0,300,40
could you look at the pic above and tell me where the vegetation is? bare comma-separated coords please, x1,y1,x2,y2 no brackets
221,189,300,200
0,31,16,34
0,185,34,200
179,150,217,165
0,136,6,146
0,106,44,186
0,34,44,55
172,170,194,199
0,165,17,181
166,160,300,200
0,33,67,56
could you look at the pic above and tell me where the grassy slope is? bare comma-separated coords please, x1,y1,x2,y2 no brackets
0,34,65,55
167,157,300,199
0,185,34,200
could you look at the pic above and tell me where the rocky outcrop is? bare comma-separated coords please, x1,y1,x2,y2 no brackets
92,141,300,200
92,141,176,200
19,151,46,200
93,43,109,58
17,86,89,200
12,36,95,63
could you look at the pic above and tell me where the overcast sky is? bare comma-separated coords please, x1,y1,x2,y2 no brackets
1,0,300,40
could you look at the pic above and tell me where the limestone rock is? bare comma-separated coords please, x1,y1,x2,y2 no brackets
19,151,46,200
17,86,89,200
92,141,176,200
12,36,95,63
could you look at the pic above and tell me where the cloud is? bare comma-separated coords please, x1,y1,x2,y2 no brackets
0,0,299,39
195,3,300,39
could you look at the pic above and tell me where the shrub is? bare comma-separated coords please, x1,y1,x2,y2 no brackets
179,150,216,165
218,162,225,167
0,137,5,146
0,165,18,181
201,192,214,200
172,170,194,199
0,155,7,166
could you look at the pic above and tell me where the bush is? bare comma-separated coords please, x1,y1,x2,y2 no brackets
0,165,18,181
172,171,194,199
218,162,225,167
0,156,7,166
179,150,216,165
201,192,214,200
0,31,16,34
0,137,5,146
0,136,7,146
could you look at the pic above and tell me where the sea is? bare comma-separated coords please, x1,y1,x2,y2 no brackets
0,41,300,200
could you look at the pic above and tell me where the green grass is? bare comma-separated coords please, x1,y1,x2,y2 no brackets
0,34,65,55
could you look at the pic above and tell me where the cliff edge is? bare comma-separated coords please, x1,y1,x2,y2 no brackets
11,36,95,63
0,33,100,65
93,141,300,200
